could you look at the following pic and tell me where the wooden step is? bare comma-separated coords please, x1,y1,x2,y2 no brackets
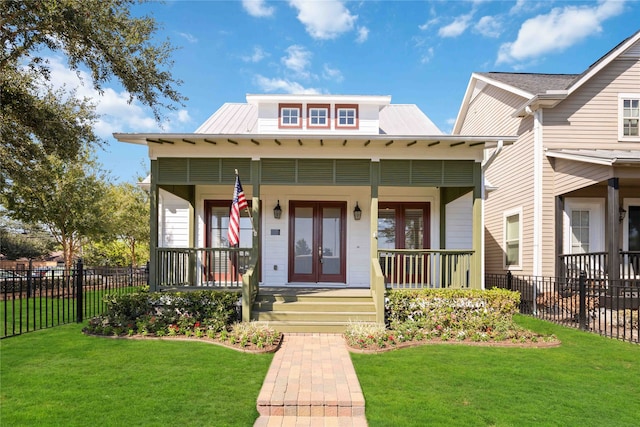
251,288,377,333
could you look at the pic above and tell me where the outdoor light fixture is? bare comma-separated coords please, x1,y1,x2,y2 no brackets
274,200,282,219
619,206,627,223
353,202,362,221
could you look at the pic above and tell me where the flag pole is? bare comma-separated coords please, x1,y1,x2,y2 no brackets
236,169,257,236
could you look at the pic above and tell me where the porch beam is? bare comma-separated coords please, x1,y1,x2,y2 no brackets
608,178,621,283
149,160,159,292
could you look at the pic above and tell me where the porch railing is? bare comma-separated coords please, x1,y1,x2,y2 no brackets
377,249,474,289
559,251,640,283
156,247,251,288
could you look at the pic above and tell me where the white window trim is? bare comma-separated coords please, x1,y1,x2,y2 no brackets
622,198,640,251
503,207,523,270
308,107,328,127
563,198,605,254
336,107,357,127
280,106,301,127
618,93,640,142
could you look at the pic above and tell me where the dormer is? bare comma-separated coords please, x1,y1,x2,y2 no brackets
245,94,392,134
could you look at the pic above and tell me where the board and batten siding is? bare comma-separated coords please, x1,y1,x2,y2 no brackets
159,189,190,248
543,57,640,150
484,131,536,274
458,84,527,136
445,192,472,249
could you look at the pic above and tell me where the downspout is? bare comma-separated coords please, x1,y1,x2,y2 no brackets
481,140,504,172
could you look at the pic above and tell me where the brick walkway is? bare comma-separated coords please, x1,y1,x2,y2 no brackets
254,334,367,427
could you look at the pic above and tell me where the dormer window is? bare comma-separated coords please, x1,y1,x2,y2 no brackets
335,104,358,129
279,103,302,128
307,104,329,128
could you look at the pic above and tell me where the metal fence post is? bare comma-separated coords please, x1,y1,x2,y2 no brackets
506,271,512,290
579,270,587,330
75,259,84,323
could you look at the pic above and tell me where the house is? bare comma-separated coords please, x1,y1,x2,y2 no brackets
453,31,640,285
115,94,516,331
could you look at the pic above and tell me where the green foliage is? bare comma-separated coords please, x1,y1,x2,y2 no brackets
1,0,185,186
345,289,546,349
85,290,240,337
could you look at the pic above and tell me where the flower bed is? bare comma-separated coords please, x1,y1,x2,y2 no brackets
344,288,559,352
83,290,281,353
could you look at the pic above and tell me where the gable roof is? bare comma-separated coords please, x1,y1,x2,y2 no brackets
454,30,640,133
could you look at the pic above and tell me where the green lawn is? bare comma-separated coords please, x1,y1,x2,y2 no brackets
1,324,273,426
352,315,640,427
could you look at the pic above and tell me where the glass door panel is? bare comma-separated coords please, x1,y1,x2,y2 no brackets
321,207,341,276
293,207,314,276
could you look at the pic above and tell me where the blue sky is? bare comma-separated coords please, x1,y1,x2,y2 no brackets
46,0,640,182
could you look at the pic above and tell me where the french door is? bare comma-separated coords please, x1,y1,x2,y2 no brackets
289,201,346,283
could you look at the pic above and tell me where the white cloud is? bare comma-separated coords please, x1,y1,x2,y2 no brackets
356,26,369,43
254,75,321,94
44,56,189,138
418,17,439,31
474,16,502,38
282,45,313,79
322,64,343,83
420,47,435,64
288,0,357,40
242,0,274,18
438,13,473,38
177,32,198,43
497,0,625,64
242,46,268,63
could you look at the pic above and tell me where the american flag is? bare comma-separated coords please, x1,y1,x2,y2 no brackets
228,174,248,246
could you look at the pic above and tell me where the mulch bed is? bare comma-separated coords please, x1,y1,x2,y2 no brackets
82,331,283,354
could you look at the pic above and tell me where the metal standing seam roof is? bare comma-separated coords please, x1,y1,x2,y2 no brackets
193,102,442,136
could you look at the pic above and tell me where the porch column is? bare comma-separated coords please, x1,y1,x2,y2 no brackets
370,160,379,262
608,178,620,283
555,196,565,279
149,160,159,292
471,162,482,289
242,160,260,322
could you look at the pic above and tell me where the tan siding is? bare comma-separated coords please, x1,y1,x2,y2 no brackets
459,85,526,135
484,132,535,275
553,159,612,194
544,59,640,149
540,157,557,277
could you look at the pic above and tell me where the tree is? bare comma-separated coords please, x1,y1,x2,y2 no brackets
1,0,185,186
106,181,150,267
1,149,112,269
0,215,57,260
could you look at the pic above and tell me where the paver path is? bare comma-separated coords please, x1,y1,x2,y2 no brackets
254,333,368,427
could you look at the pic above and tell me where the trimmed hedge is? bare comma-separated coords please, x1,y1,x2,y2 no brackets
85,290,240,337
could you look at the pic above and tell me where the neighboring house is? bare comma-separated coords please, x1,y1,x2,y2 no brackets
454,31,640,283
115,94,516,328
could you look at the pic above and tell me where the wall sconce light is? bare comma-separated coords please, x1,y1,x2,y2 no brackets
619,206,626,223
353,202,362,221
273,200,282,219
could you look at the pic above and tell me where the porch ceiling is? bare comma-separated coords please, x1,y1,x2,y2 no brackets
113,132,517,149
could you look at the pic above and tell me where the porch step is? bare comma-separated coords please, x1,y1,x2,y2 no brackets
251,288,377,333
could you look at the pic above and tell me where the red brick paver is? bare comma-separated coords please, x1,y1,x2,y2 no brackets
254,333,367,426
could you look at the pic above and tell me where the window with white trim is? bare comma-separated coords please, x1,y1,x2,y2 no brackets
619,94,640,141
504,209,522,269
335,104,358,128
307,105,329,128
279,104,302,128
570,210,590,253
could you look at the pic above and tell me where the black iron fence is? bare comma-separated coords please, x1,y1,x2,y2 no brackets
486,272,639,344
1,260,148,339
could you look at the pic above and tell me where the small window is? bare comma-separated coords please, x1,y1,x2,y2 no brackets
504,209,521,269
570,210,590,254
307,104,329,128
619,94,640,141
335,104,358,129
279,104,302,128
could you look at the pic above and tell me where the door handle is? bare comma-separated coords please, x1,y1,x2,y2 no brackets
318,246,323,263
